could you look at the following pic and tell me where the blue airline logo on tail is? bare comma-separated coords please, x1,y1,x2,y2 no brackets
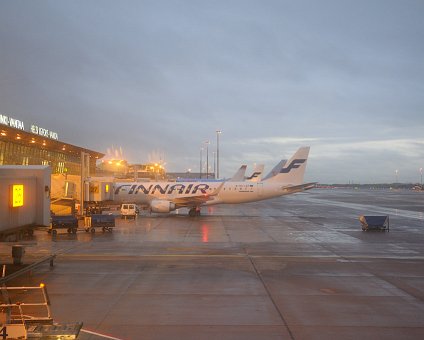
280,159,306,173
246,172,261,180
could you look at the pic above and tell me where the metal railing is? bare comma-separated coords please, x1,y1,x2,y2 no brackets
0,255,56,285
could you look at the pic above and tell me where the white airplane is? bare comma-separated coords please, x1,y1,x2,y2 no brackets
113,147,314,217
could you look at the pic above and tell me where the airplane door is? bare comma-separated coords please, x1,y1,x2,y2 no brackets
257,182,263,197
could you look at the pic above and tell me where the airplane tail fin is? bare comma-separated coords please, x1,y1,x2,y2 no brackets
265,147,310,185
262,159,287,180
246,164,264,182
228,165,247,182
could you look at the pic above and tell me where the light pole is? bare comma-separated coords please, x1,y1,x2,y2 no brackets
213,151,216,179
205,140,210,179
200,147,203,179
420,167,423,186
395,169,398,183
216,130,221,179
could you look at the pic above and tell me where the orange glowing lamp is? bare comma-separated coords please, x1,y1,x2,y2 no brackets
11,184,24,207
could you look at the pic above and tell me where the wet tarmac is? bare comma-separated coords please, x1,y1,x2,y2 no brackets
1,189,424,339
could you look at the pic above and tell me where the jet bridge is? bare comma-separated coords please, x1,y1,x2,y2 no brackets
82,178,116,215
0,166,51,241
85,179,114,202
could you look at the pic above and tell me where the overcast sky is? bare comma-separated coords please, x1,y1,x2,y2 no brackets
1,0,423,183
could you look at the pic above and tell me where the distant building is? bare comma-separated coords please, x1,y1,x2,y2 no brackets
96,159,130,178
96,161,166,180
0,115,103,175
128,163,166,180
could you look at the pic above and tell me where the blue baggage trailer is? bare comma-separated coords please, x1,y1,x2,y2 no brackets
84,214,115,233
359,215,389,232
49,215,78,235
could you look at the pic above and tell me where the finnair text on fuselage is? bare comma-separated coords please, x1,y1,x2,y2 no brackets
115,183,211,195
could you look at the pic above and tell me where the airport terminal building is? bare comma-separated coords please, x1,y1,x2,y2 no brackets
0,114,103,175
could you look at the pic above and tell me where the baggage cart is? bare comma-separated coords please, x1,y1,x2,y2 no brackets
49,215,78,236
84,214,115,233
359,215,390,232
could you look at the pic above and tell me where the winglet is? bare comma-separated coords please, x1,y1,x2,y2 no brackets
210,181,225,196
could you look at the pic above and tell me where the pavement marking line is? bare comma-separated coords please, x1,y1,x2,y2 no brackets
57,253,424,261
81,328,125,340
245,251,295,340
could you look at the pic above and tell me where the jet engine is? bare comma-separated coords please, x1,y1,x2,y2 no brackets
150,200,176,213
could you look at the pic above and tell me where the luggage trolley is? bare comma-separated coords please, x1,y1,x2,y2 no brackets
359,215,390,232
49,215,78,236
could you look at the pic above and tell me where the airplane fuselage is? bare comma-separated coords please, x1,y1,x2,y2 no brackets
113,181,285,206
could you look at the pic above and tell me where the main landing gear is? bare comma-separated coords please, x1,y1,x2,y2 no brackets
188,207,201,217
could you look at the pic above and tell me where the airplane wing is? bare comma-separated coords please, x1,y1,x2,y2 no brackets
170,182,225,207
281,182,317,194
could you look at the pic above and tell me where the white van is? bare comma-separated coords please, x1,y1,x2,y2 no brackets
120,203,139,219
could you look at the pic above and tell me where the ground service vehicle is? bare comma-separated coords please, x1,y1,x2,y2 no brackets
120,203,138,219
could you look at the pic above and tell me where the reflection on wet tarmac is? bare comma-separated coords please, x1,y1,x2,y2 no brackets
302,191,424,221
